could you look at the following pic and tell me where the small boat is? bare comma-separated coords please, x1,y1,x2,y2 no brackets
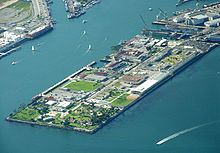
149,7,152,11
83,30,86,35
12,61,16,65
32,46,35,51
82,19,88,23
88,44,91,51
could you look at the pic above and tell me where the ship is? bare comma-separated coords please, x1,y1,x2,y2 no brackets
25,24,53,39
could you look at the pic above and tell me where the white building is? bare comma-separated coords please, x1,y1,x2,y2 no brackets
46,100,56,106
3,31,21,42
57,101,71,108
132,79,158,94
173,16,185,23
186,14,208,25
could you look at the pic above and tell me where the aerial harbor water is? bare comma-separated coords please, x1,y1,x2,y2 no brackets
1,0,220,153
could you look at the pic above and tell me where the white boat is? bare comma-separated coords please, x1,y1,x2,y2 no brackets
32,46,35,51
149,7,152,11
83,30,86,35
12,61,16,65
88,44,91,51
82,20,88,23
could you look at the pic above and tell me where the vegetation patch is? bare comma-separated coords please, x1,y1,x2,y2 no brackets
0,0,9,6
11,108,40,121
8,1,31,12
65,81,102,92
111,94,134,106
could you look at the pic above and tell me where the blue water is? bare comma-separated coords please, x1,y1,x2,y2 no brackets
1,0,220,152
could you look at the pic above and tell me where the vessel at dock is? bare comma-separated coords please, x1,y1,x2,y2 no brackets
25,24,53,39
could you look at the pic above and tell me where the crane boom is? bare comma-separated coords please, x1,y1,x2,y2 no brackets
158,8,168,20
139,14,147,29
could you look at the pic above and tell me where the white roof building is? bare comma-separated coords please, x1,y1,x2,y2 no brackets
132,79,158,94
57,101,71,108
46,100,56,105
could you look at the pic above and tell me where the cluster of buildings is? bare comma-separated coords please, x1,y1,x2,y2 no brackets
0,31,24,49
63,0,100,19
172,6,220,27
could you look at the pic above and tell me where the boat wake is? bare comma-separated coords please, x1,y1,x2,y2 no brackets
156,120,219,145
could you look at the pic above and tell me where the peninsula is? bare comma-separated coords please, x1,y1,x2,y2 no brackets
6,2,220,133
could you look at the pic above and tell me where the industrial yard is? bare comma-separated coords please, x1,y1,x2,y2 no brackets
62,0,100,19
6,1,220,133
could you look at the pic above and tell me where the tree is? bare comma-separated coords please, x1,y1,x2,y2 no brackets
64,119,70,126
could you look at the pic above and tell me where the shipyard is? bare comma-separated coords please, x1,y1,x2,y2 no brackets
6,1,220,133
62,0,101,19
0,0,54,59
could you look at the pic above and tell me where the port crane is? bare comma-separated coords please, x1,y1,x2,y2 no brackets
158,8,168,20
139,14,147,29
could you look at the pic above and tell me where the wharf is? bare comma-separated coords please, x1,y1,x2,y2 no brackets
42,61,96,95
152,20,206,30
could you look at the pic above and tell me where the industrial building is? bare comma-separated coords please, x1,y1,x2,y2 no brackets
85,74,108,82
132,79,158,94
119,75,145,85
173,16,185,23
57,101,71,108
205,34,220,42
186,14,208,25
204,18,220,27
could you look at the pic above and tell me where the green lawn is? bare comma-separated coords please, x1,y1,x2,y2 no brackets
65,81,102,92
11,108,39,121
114,82,121,88
0,0,9,6
8,1,31,12
111,94,134,106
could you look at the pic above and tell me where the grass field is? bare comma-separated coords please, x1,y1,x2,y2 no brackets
8,1,31,12
65,81,102,92
0,0,9,6
11,108,39,121
111,94,134,106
